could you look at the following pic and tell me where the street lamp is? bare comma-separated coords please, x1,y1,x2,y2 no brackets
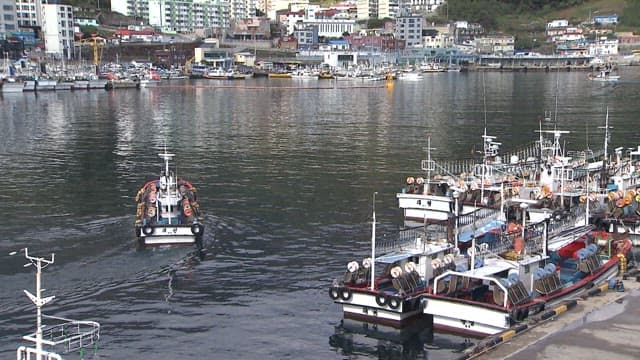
453,191,460,250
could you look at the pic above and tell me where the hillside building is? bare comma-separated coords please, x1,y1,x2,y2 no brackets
1,0,18,40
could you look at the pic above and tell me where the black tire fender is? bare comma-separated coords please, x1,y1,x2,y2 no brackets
388,296,402,309
375,292,388,306
329,287,340,300
191,223,204,235
339,287,352,301
142,224,153,236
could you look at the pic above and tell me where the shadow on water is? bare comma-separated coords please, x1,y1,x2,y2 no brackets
329,317,476,360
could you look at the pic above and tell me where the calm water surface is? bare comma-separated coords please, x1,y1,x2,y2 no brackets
1,69,639,359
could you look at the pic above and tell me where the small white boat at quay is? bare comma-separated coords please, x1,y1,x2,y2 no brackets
397,71,423,81
588,69,620,82
12,248,100,360
135,149,204,248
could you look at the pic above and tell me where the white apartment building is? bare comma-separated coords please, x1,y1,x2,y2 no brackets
147,0,230,33
1,0,18,39
283,6,355,38
589,38,618,56
407,0,444,14
262,0,309,20
15,0,41,27
357,0,401,20
395,14,423,48
111,0,150,20
42,4,75,59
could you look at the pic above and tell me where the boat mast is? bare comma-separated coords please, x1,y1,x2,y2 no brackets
11,248,56,360
598,107,611,189
370,192,377,291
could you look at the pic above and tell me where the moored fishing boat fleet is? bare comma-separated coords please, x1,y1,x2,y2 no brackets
328,112,640,341
10,108,639,357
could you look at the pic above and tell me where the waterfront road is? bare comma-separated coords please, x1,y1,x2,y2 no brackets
475,276,640,360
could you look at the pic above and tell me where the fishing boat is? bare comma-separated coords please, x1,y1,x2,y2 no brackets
587,69,620,82
328,194,463,327
12,248,101,360
421,214,632,337
134,149,204,248
397,71,423,81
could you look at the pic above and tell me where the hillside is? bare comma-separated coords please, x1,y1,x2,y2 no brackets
437,0,636,51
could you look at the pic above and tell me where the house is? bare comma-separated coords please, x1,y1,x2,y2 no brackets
593,15,618,26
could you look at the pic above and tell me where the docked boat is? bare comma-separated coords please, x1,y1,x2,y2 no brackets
421,218,632,337
203,68,232,80
588,69,620,82
1,80,27,93
397,71,423,81
329,195,462,327
134,149,204,248
13,248,101,359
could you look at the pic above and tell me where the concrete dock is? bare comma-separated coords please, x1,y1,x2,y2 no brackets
471,276,640,360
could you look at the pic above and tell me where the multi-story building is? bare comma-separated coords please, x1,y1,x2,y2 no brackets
147,0,230,33
1,0,18,40
111,0,150,20
292,24,317,49
357,0,401,20
263,0,309,20
395,13,423,48
589,37,618,57
15,0,41,28
42,3,74,59
406,0,444,14
475,34,514,55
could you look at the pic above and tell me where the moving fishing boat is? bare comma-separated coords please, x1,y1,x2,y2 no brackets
134,149,204,248
421,215,632,337
12,248,101,360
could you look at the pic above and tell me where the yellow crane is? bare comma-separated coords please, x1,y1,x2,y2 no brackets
75,35,105,66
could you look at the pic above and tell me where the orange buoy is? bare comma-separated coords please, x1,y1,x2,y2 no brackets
514,237,525,255
624,194,633,205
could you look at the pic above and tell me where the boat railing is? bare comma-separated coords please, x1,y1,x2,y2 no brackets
375,225,449,255
22,315,100,354
16,346,62,360
429,141,542,176
457,207,501,227
548,206,585,237
488,221,546,255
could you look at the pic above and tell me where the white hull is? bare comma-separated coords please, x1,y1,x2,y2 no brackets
424,260,620,336
331,288,425,326
1,82,25,93
137,225,201,246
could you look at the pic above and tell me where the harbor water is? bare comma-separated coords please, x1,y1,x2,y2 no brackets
1,69,640,359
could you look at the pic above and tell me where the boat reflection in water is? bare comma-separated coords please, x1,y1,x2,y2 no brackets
329,316,476,359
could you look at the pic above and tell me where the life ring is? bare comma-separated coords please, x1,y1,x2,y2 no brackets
406,176,415,185
388,296,401,309
191,223,204,235
329,287,340,300
183,203,193,217
375,292,388,306
416,177,425,185
142,224,153,236
339,287,352,301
